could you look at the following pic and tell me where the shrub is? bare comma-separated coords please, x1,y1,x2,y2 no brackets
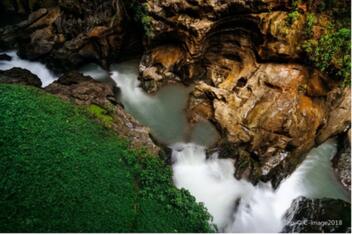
302,27,351,86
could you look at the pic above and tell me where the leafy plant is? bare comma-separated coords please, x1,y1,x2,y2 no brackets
286,10,300,26
303,27,351,86
304,13,316,37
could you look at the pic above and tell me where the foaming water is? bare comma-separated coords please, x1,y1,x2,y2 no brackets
79,63,110,83
0,51,57,87
106,60,348,232
3,55,348,232
171,140,349,233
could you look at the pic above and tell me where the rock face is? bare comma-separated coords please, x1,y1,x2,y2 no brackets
0,67,42,87
0,0,140,72
138,0,351,186
333,131,351,192
0,0,57,15
0,53,12,61
45,72,160,155
282,197,351,233
0,0,350,187
138,0,301,93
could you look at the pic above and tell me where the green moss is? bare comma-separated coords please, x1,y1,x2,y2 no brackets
286,10,300,26
87,104,113,127
0,84,214,232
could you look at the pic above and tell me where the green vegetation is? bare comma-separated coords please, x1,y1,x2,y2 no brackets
0,84,214,232
286,10,300,26
303,24,351,86
290,0,352,86
125,1,154,38
87,104,113,127
304,13,316,37
291,0,302,9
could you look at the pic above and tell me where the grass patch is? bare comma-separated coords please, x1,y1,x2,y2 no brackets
0,84,214,232
87,104,113,127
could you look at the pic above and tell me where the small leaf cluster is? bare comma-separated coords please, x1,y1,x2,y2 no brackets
303,26,351,86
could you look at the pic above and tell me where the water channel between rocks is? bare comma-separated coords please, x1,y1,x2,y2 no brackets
1,54,349,233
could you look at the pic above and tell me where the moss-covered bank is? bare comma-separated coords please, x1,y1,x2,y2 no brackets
0,84,214,232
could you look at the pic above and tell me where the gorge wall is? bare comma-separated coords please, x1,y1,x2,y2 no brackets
137,0,351,187
0,0,142,72
0,0,350,188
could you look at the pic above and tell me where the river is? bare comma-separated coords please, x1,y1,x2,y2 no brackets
0,53,349,232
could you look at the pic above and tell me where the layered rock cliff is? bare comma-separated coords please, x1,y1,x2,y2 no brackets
137,0,351,187
0,0,141,72
0,0,350,188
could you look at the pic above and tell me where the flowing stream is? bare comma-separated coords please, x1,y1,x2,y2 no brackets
0,51,57,87
1,53,349,233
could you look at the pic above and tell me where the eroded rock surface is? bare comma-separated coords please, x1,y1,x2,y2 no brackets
138,0,306,93
282,196,351,233
138,0,351,186
0,0,140,72
0,0,350,187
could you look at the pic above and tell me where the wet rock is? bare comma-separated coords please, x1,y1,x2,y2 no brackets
0,67,42,87
0,0,57,16
317,87,351,144
45,72,160,155
0,53,12,61
282,197,351,233
137,0,351,187
138,0,302,93
0,0,141,72
139,45,185,93
189,62,339,186
333,131,351,192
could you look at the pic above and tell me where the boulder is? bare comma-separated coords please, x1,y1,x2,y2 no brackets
45,72,160,155
333,131,351,192
282,196,351,233
0,53,12,61
189,63,341,186
0,67,42,87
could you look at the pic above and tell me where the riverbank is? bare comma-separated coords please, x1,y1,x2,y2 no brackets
0,83,214,232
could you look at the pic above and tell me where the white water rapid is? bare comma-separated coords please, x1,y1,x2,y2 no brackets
3,56,349,233
171,140,348,232
106,60,349,233
0,51,57,87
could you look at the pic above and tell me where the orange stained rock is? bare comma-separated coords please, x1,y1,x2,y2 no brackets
151,46,184,69
88,26,109,38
